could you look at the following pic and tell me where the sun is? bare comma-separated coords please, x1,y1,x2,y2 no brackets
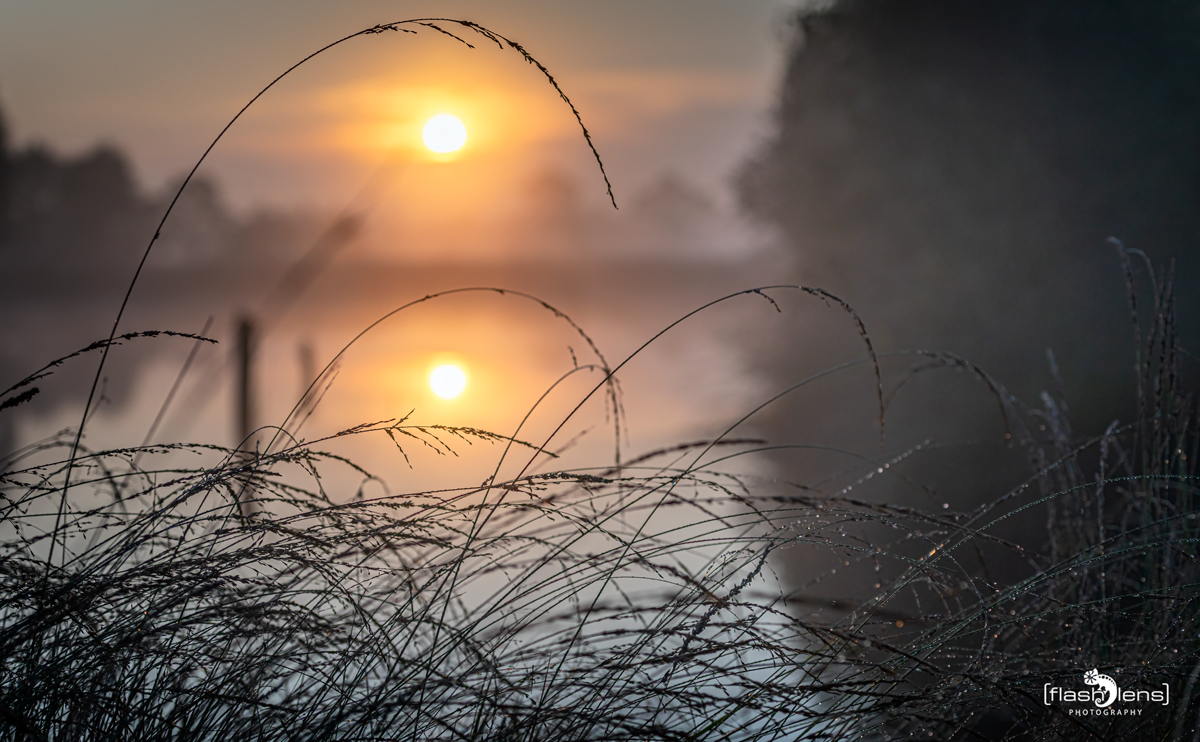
422,114,467,154
429,363,468,399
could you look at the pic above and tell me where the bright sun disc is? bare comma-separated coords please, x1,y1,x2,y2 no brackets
429,364,467,399
422,114,467,154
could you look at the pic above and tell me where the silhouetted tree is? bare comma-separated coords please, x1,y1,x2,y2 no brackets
738,0,1200,588
741,0,1200,415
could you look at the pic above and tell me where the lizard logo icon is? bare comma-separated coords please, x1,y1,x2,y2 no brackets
1084,668,1118,708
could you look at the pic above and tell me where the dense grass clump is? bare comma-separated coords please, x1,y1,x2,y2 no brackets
800,247,1200,740
0,417,798,739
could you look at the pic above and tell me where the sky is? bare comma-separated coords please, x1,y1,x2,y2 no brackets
1,0,820,485
0,1,805,221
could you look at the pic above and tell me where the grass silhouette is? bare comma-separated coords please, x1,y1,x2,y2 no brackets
1,19,1197,742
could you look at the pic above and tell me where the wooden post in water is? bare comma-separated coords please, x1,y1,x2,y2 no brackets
235,314,256,517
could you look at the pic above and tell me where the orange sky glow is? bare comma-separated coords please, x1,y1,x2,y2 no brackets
1,1,799,493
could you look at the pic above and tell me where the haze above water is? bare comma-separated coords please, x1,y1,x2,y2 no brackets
0,2,810,492
4,0,1198,517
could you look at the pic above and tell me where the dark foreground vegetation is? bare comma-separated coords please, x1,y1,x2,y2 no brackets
2,15,1198,742
2,259,1197,741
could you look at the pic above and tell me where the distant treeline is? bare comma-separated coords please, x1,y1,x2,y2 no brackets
0,105,325,434
0,106,318,279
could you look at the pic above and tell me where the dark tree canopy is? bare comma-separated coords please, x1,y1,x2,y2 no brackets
740,0,1200,421
734,2,1200,592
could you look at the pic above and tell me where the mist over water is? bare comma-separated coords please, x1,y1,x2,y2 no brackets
0,102,778,496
